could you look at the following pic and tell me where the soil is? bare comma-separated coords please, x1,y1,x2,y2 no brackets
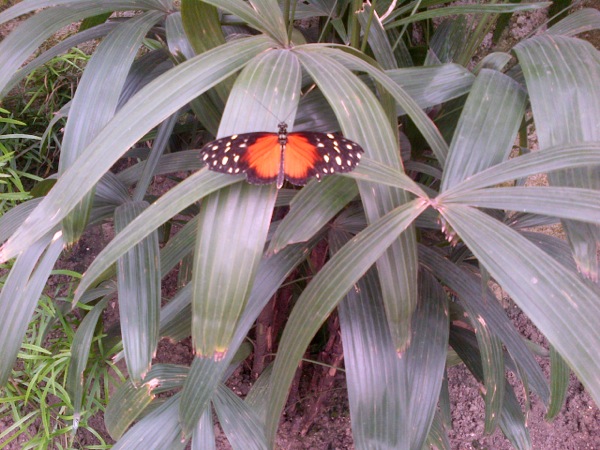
1,1,600,449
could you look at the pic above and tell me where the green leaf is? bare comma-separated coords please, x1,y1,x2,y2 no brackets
5,23,115,95
0,232,63,386
514,35,600,281
165,237,318,429
476,52,513,72
179,1,230,128
404,270,449,448
385,3,551,28
114,201,161,383
213,385,267,448
192,408,217,450
105,364,188,439
440,204,600,406
116,150,204,186
419,245,550,404
387,64,475,114
191,49,299,359
231,237,322,353
443,186,600,224
547,8,600,37
113,395,187,450
191,184,276,357
268,176,358,252
181,0,225,54
0,2,165,97
265,198,426,445
0,35,275,263
333,242,406,447
97,172,130,205
105,381,156,440
160,216,198,277
79,12,112,31
179,358,227,440
358,4,396,70
298,46,420,352
425,410,451,450
546,346,570,420
132,112,179,202
203,0,287,43
247,0,288,43
159,284,192,341
450,326,531,449
60,11,163,244
0,0,167,24
350,157,428,196
302,44,449,165
519,231,577,271
66,297,110,424
440,142,600,196
441,69,526,190
181,49,301,437
0,198,43,243
427,16,469,65
74,171,239,305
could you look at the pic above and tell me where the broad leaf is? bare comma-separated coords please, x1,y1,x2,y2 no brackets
265,199,426,444
298,46,420,353
0,232,63,385
440,204,600,405
0,35,275,262
115,201,161,383
515,35,600,281
441,69,526,191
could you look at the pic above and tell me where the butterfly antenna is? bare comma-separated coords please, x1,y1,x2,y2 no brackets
241,89,300,128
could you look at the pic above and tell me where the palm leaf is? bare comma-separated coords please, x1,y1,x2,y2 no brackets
440,204,600,405
515,35,600,281
0,35,275,262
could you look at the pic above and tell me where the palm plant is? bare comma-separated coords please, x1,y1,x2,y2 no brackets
0,0,599,448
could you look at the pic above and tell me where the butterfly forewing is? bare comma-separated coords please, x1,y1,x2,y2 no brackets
200,132,281,184
239,134,282,184
199,124,364,187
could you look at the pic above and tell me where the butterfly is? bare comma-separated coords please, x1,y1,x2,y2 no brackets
199,122,364,189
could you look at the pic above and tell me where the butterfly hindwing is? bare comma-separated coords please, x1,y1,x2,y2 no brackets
199,124,364,187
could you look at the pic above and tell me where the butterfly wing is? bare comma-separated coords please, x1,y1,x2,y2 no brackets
199,132,282,185
200,129,364,187
284,132,364,185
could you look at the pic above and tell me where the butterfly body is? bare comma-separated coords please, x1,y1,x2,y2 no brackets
200,122,363,188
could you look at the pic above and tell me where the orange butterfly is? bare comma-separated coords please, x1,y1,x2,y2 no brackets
199,122,364,188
